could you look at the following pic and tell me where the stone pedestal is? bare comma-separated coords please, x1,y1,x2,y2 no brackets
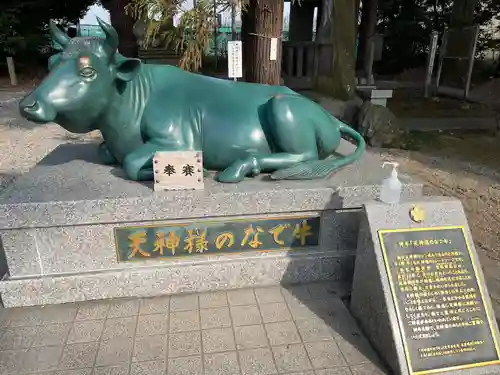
0,140,422,307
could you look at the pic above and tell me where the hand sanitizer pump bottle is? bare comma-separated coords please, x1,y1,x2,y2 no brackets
379,162,402,204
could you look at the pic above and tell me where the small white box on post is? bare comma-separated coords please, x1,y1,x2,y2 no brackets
227,41,243,81
153,151,204,191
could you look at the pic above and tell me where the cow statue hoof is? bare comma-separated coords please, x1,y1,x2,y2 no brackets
17,18,366,184
216,157,261,183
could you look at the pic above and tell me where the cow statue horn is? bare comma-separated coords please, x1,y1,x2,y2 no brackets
96,17,119,54
49,20,71,48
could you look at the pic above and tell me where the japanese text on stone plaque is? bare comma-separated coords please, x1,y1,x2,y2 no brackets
379,227,500,374
114,215,320,261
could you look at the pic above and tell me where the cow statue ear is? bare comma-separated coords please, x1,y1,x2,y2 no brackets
116,58,141,82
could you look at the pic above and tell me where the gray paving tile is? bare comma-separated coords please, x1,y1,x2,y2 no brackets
272,344,312,373
287,303,318,321
169,310,200,332
238,348,277,375
295,319,335,343
305,341,347,369
199,292,228,309
204,352,240,375
259,303,291,323
136,314,168,336
0,326,36,350
350,363,387,375
200,307,231,329
265,322,301,346
67,319,105,344
168,331,201,358
0,310,10,328
32,323,71,347
280,285,311,304
53,368,93,375
139,296,170,315
20,345,64,373
0,349,27,375
76,301,109,321
334,335,378,366
58,342,99,370
170,295,199,312
93,363,130,375
202,328,236,353
131,360,166,375
254,287,284,304
102,317,137,340
315,367,353,375
230,305,262,327
132,335,167,362
107,299,140,318
95,338,134,366
8,307,43,327
39,305,78,325
167,355,202,375
307,283,339,299
234,325,268,350
227,290,256,306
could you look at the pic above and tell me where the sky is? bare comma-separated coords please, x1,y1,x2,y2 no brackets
79,1,290,25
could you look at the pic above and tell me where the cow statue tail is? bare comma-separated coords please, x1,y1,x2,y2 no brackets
270,120,366,180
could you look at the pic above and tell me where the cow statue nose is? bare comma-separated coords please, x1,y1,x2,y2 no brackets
19,95,56,124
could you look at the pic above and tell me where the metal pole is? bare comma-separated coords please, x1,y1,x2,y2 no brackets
424,31,439,98
6,57,17,86
435,28,448,95
464,25,479,100
231,3,237,41
213,0,218,70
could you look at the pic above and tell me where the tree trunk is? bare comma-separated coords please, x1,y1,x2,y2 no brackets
330,0,357,99
242,0,284,85
356,0,377,72
107,0,138,57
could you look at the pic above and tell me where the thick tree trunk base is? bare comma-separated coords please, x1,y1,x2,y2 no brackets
242,0,284,85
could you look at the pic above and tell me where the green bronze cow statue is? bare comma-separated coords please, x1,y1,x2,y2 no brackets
19,19,365,183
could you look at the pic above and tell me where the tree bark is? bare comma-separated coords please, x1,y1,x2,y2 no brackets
329,0,357,99
242,0,284,85
356,0,377,73
103,0,138,57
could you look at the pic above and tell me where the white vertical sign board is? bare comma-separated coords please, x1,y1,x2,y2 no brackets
227,41,243,79
270,38,278,61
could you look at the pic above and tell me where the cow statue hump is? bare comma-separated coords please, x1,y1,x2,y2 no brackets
19,19,366,183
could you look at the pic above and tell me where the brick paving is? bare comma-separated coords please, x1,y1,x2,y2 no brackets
0,283,387,375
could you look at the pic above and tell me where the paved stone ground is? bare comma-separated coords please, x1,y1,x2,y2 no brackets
0,284,387,375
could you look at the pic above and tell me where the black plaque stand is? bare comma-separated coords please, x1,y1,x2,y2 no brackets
350,198,500,375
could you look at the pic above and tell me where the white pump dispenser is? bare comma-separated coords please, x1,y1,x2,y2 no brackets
379,162,402,204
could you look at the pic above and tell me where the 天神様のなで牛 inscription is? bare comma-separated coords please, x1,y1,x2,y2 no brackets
114,215,321,261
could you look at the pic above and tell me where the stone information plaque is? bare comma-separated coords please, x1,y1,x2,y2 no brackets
379,226,500,374
153,151,203,191
114,215,320,262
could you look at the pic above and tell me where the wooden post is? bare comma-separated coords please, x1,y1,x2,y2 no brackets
6,57,17,86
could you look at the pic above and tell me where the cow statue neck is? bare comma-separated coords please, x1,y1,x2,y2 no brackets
19,19,366,183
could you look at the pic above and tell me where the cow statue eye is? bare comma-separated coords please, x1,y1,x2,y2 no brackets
80,67,97,79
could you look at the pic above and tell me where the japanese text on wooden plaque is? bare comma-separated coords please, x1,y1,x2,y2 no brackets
379,227,500,374
153,151,203,191
115,215,321,261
